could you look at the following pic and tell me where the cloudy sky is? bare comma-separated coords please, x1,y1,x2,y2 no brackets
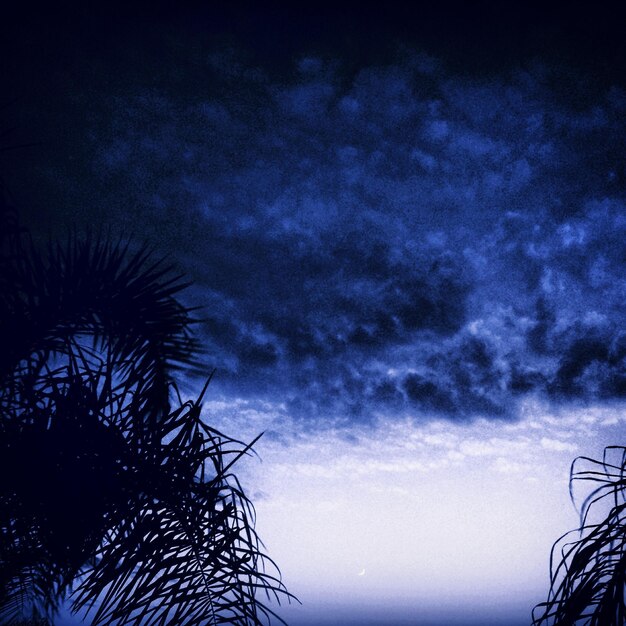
3,3,626,625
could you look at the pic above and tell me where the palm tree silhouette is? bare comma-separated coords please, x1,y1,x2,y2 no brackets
532,445,626,625
0,191,292,625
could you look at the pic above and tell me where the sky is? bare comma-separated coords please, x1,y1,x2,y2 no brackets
3,3,626,625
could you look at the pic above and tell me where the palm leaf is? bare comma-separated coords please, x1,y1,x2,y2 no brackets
1,210,294,624
533,446,626,625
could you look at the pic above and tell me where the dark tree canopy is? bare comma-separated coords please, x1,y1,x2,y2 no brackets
0,191,293,625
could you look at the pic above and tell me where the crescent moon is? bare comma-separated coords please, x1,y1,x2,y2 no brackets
357,568,366,576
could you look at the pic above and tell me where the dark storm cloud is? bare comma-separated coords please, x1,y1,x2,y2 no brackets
190,214,474,417
505,198,626,402
540,322,626,401
12,36,626,424
382,334,510,419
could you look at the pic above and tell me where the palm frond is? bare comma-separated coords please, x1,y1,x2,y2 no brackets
1,213,294,624
532,446,626,625
0,229,199,411
68,368,294,626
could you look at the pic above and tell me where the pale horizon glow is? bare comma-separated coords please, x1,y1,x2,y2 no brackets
205,397,626,625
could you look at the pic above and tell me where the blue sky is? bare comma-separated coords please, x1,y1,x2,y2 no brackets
3,4,626,624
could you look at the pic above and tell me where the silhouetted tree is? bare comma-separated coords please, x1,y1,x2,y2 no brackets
0,193,292,625
532,446,626,625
